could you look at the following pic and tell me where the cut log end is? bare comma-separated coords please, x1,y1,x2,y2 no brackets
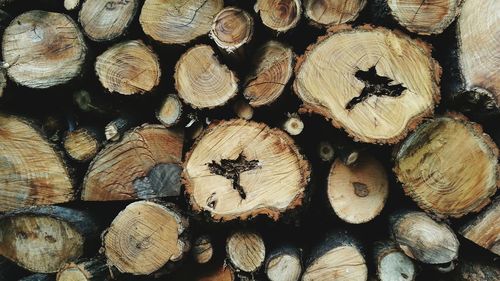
210,7,253,52
304,0,367,26
192,235,213,264
157,94,183,127
226,231,265,273
96,40,160,95
63,128,100,162
255,0,301,32
374,240,416,281
265,246,302,281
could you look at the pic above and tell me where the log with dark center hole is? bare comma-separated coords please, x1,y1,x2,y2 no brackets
207,153,260,199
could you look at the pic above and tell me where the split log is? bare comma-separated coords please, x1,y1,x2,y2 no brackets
282,113,304,136
95,40,160,95
192,235,213,264
210,7,254,53
233,99,254,120
64,0,80,11
157,94,183,127
79,0,139,41
175,45,238,109
452,259,500,281
393,114,498,218
318,141,335,162
460,196,500,255
327,153,388,224
0,114,74,212
183,119,311,221
140,0,223,44
81,124,183,201
1,10,86,88
226,231,266,273
243,41,293,107
104,116,137,142
18,274,52,281
294,25,441,144
302,231,368,281
264,245,302,281
63,127,101,162
57,257,109,281
387,0,462,35
389,210,459,264
103,201,189,275
197,265,235,281
373,240,416,281
254,0,302,32
0,206,99,273
304,0,367,27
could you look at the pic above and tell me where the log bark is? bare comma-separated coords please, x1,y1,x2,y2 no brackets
57,257,109,281
389,210,459,264
304,0,367,27
226,230,266,273
243,41,294,107
140,0,223,44
264,245,302,281
81,124,183,201
192,235,213,264
103,201,189,275
373,240,416,281
79,0,139,41
0,114,74,212
254,0,302,32
156,94,183,127
95,40,160,95
460,196,500,256
210,6,253,53
1,10,86,88
294,25,441,144
302,230,368,281
183,119,311,221
327,153,388,224
0,206,99,273
175,44,238,109
393,114,499,218
63,127,101,162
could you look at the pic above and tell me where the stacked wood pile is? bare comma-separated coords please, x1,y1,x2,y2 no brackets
0,0,498,281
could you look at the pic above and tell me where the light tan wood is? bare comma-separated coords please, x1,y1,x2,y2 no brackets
175,45,238,109
388,0,462,35
302,246,367,281
210,7,253,52
140,0,223,44
192,235,213,264
157,94,183,127
294,25,441,144
104,201,188,275
304,0,367,26
95,40,160,95
79,0,138,41
394,114,498,218
63,128,100,162
82,124,183,201
458,0,499,106
244,41,293,107
183,119,311,221
226,231,265,273
255,0,302,32
0,114,74,212
2,10,86,88
328,154,388,224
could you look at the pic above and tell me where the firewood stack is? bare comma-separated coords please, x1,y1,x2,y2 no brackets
0,0,498,280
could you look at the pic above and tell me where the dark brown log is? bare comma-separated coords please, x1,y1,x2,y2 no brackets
157,94,183,127
373,240,416,281
0,206,99,273
226,230,266,273
57,257,110,281
264,245,302,281
2,10,86,88
254,0,302,32
304,0,367,27
192,235,213,264
63,127,101,162
81,124,183,201
210,6,254,53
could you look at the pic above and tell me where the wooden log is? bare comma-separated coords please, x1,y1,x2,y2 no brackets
18,274,53,281
57,257,109,281
327,153,388,224
373,240,416,281
79,0,139,41
210,7,254,53
243,41,293,107
233,99,254,120
387,0,462,35
389,210,459,264
183,119,311,221
192,235,213,264
175,44,238,109
302,230,368,281
460,196,500,256
0,114,74,212
282,113,304,136
294,25,441,144
0,206,99,273
63,127,101,162
393,114,498,218
1,10,86,88
140,0,223,44
157,94,183,127
95,40,160,95
452,259,500,281
264,245,302,281
81,124,183,201
304,0,367,27
226,231,266,273
103,201,189,275
254,0,302,32
64,0,80,11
